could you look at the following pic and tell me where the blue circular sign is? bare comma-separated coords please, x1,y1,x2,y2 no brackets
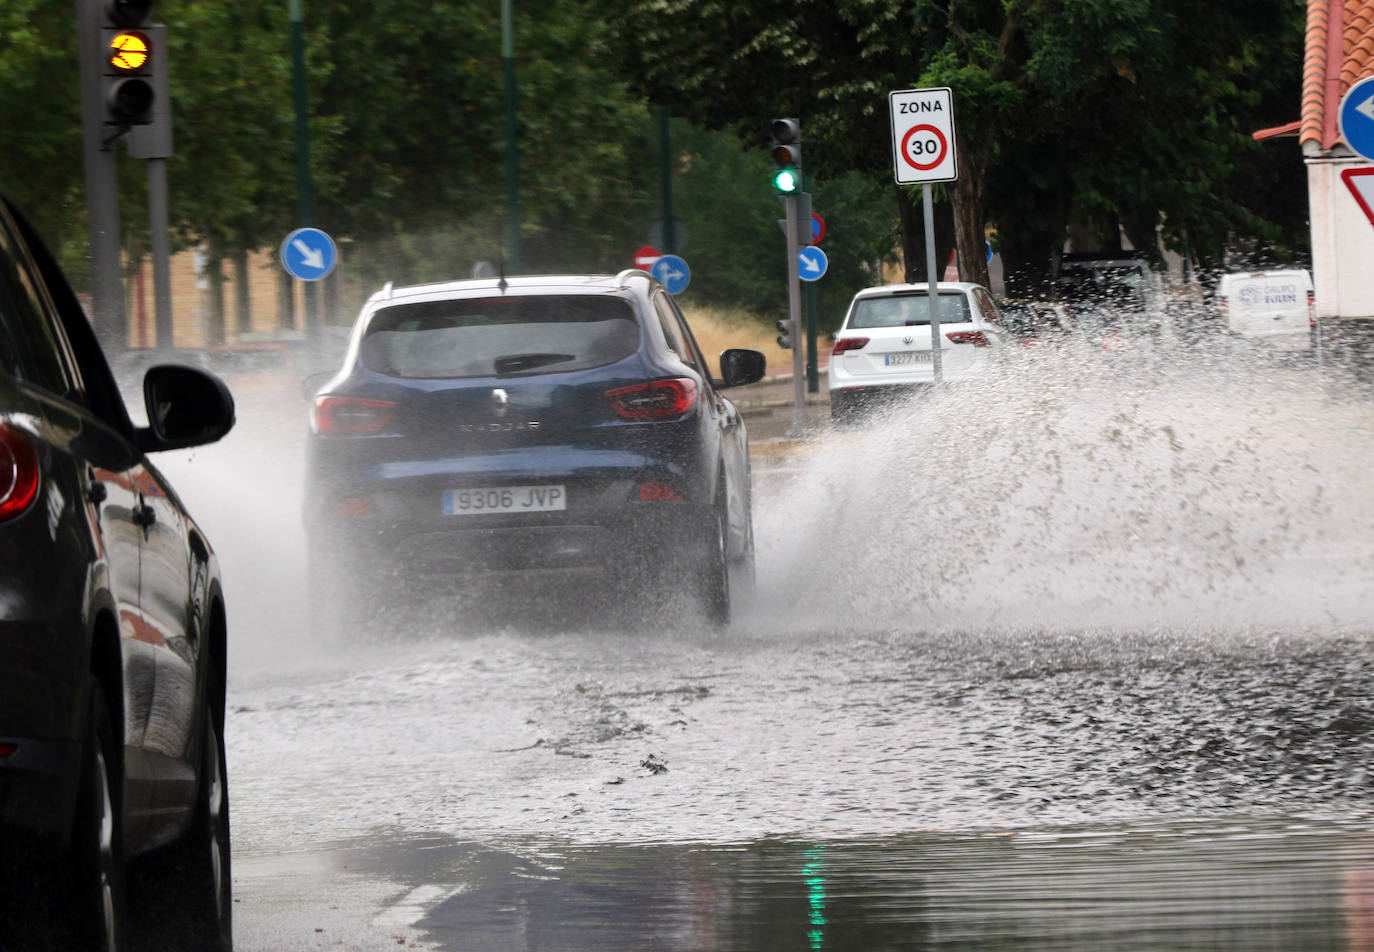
1339,76,1374,163
280,227,339,281
650,254,691,295
798,246,828,282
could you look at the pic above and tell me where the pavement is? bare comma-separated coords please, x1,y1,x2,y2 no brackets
732,372,830,448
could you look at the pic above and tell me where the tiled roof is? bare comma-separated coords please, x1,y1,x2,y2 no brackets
1341,1,1374,89
1285,0,1374,150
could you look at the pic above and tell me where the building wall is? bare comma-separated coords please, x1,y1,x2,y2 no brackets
1307,155,1374,320
122,247,307,349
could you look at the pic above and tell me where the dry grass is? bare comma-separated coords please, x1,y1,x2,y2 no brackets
680,304,779,367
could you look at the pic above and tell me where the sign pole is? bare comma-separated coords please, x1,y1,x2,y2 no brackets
923,185,943,383
785,194,806,433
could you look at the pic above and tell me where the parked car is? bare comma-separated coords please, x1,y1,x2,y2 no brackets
303,271,766,629
1055,252,1167,342
827,281,1009,421
0,192,236,949
1217,269,1315,351
999,299,1078,345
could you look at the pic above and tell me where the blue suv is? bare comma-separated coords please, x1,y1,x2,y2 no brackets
304,271,766,629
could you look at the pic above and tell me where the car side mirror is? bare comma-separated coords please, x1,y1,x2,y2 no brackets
136,365,236,454
717,348,767,389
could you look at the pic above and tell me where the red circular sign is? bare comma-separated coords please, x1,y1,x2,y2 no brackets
810,212,826,245
632,245,661,270
900,124,948,171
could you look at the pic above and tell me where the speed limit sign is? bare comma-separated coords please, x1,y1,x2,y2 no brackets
889,87,958,184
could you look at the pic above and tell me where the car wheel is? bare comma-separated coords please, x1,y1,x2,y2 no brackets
698,502,731,629
70,687,126,952
829,393,859,426
308,544,392,640
129,677,232,951
307,548,347,639
730,506,757,599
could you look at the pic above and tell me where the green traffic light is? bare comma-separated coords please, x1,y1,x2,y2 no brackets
773,168,798,193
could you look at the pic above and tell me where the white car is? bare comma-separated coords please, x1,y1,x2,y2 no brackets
827,281,1008,421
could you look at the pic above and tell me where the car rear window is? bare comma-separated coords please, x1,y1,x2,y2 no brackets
847,292,971,329
360,295,640,378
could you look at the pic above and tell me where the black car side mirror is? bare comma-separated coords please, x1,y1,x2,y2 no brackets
716,348,767,389
136,365,236,453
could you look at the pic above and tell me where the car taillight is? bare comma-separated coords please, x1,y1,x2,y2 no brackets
1308,291,1316,327
638,481,684,501
312,396,396,436
831,336,870,355
606,378,698,419
0,424,40,522
946,331,990,347
330,496,372,517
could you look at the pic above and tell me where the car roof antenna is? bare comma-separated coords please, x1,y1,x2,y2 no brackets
497,253,508,294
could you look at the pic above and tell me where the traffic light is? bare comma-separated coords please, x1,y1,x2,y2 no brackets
97,0,171,155
770,117,801,193
776,318,793,349
103,0,154,127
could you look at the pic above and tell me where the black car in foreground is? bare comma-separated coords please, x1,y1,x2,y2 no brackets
305,271,767,629
0,193,236,950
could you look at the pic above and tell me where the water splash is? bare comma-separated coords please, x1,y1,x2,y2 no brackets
756,341,1374,635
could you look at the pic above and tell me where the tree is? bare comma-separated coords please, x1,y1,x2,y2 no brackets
0,0,93,274
608,0,1309,292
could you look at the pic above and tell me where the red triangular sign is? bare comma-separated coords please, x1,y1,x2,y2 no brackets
1341,167,1374,226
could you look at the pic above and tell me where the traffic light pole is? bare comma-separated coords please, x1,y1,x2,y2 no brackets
784,194,805,433
76,0,125,349
148,157,173,349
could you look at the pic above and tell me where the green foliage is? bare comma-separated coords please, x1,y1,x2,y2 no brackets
0,0,1310,321
609,0,1311,291
0,0,85,249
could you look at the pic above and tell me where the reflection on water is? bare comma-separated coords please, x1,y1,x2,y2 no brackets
352,822,1374,951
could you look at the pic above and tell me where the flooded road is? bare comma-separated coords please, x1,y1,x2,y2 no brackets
158,347,1374,950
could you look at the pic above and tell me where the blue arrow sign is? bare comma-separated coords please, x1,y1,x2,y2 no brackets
1339,76,1374,163
798,245,828,282
280,227,339,281
651,254,691,294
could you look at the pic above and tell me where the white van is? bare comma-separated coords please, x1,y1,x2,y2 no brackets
1217,270,1314,350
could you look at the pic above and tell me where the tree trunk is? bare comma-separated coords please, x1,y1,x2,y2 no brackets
950,139,989,290
897,186,956,284
323,273,340,328
203,239,225,348
233,247,251,338
277,261,296,331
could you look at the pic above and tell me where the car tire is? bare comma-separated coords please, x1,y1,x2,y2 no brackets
69,686,126,952
698,501,731,629
307,549,346,639
308,543,394,640
129,675,233,951
729,506,757,600
829,393,860,426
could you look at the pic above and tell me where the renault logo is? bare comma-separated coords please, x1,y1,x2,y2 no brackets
491,388,509,417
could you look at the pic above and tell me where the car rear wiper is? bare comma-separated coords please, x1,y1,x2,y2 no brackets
492,352,576,374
